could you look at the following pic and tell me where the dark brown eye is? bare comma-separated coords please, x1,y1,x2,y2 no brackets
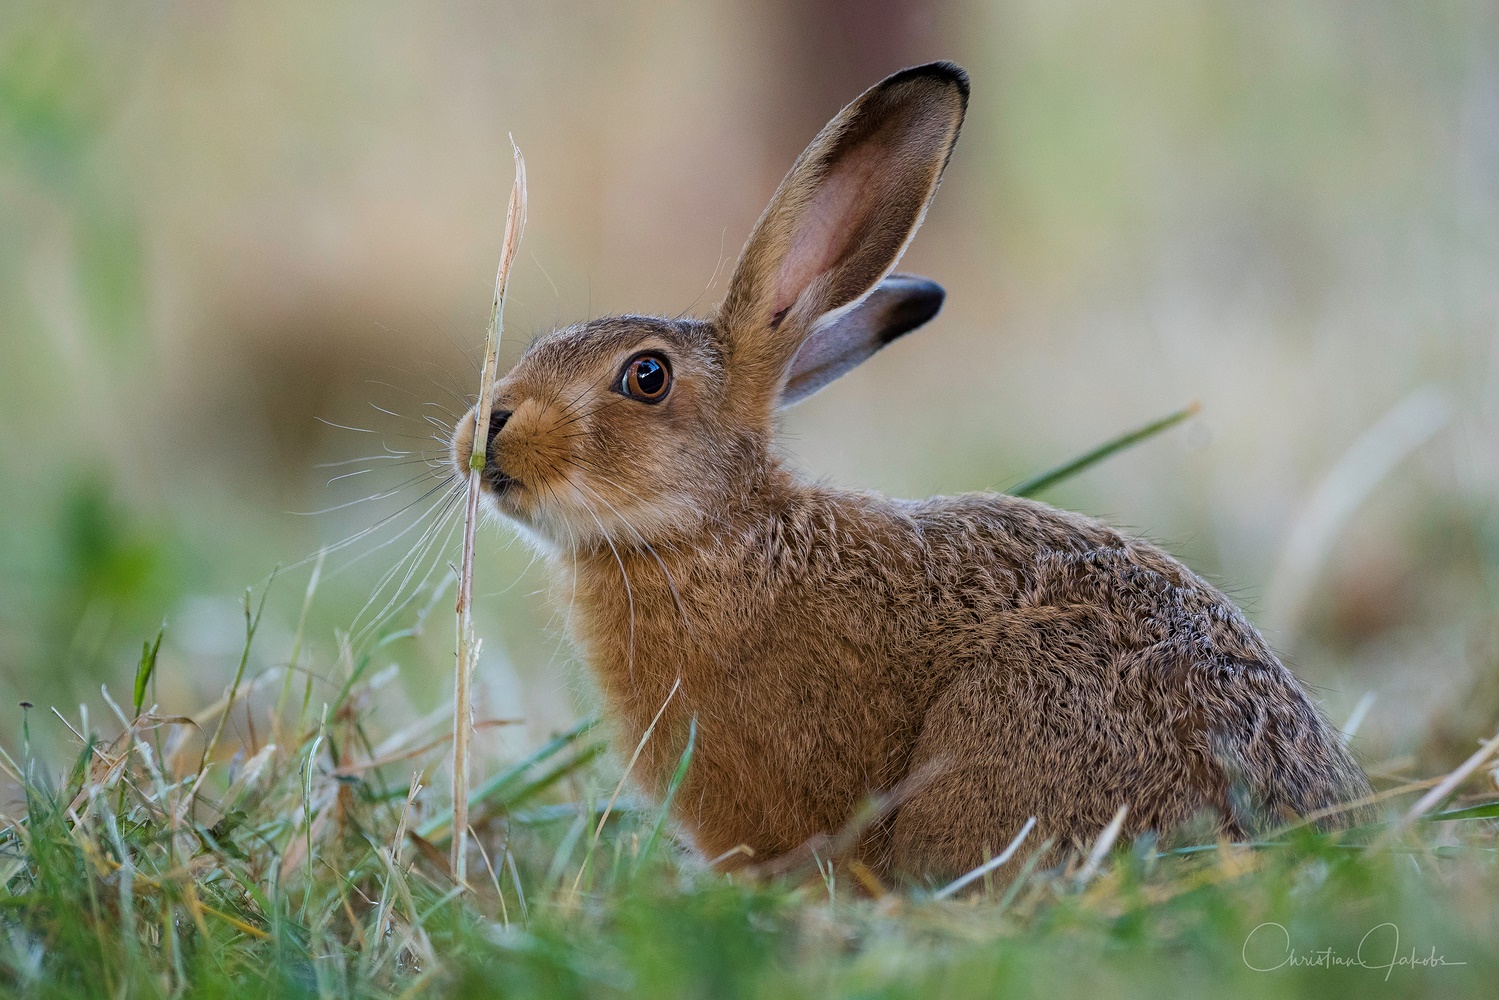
621,353,671,403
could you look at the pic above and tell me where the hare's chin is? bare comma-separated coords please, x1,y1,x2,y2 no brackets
478,493,554,549
507,519,560,555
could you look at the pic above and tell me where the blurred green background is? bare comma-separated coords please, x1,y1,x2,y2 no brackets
1,0,1495,773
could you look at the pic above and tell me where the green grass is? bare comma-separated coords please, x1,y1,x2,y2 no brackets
1,633,1496,999
2,411,1496,999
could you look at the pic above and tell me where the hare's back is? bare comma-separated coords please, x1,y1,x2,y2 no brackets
904,492,1369,831
908,491,1271,660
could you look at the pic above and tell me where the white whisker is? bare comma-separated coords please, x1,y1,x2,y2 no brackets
291,473,434,516
258,471,458,611
286,476,458,578
575,479,693,638
326,457,444,484
315,417,378,434
349,487,466,642
315,448,414,468
353,507,466,648
575,495,635,681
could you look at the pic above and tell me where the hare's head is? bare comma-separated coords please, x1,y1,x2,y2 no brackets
451,62,968,549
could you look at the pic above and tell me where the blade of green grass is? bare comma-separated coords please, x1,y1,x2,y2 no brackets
636,716,696,873
416,716,599,841
493,742,608,816
1010,401,1201,499
199,577,275,779
132,624,164,718
1424,801,1499,822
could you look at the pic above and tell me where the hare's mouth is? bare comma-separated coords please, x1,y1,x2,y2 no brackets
451,408,521,499
482,465,517,494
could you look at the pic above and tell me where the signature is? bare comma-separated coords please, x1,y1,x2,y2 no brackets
1242,922,1466,980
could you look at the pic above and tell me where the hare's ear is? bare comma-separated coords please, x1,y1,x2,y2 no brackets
717,62,967,412
779,274,943,408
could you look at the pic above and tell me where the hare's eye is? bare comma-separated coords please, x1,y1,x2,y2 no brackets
621,353,671,403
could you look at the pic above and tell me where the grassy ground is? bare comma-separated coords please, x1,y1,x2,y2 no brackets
1,576,1496,1000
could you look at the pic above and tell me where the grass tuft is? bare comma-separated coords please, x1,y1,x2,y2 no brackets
0,584,1495,997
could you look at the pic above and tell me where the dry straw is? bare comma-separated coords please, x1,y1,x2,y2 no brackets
453,137,527,885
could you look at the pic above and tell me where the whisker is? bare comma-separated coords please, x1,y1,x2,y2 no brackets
364,356,474,411
574,477,693,637
319,478,462,580
293,486,405,516
363,378,461,421
316,417,378,434
351,491,466,645
573,490,636,681
317,417,454,445
673,224,729,320
345,484,465,629
413,307,485,377
547,395,631,435
332,457,444,480
315,448,416,468
529,248,561,300
359,511,467,642
555,378,603,422
292,469,444,516
324,457,446,485
268,472,459,585
477,536,547,599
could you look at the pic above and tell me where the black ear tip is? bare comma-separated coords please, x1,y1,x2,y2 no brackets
878,275,946,345
883,61,970,105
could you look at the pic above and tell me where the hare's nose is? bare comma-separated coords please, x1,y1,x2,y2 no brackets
484,409,512,469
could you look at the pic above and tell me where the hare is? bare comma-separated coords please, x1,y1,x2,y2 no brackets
450,62,1371,880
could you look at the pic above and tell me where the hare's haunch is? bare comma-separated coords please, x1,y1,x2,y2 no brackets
451,62,1370,879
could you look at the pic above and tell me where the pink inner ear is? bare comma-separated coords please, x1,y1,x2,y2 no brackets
772,149,881,319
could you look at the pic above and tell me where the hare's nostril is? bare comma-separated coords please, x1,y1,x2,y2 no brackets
483,409,514,490
485,410,512,463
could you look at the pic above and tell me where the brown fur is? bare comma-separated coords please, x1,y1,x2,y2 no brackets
450,62,1370,881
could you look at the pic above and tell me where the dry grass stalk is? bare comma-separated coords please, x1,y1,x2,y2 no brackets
568,677,681,901
932,816,1037,900
1375,724,1499,848
453,137,528,885
1074,803,1129,888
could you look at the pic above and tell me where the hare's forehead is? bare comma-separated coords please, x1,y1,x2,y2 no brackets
513,316,722,384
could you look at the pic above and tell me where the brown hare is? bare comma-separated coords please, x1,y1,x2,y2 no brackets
450,62,1371,880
